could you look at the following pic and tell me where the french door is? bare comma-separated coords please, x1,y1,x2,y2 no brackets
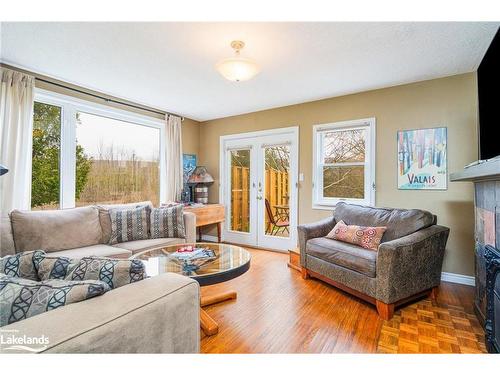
220,127,298,251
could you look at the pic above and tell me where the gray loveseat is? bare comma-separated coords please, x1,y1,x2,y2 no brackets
298,202,450,320
0,202,200,353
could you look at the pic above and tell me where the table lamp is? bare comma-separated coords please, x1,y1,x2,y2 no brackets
187,166,214,204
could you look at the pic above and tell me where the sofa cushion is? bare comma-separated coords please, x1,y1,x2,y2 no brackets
96,201,153,244
326,220,386,251
37,255,146,289
47,245,132,259
10,207,102,252
333,202,436,242
113,237,185,254
306,237,377,277
150,205,185,239
0,274,109,327
109,206,150,244
0,250,45,280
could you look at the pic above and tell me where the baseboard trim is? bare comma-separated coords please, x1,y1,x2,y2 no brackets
441,272,475,286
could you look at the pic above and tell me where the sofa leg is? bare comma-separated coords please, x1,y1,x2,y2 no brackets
429,286,438,300
301,268,310,280
376,300,394,320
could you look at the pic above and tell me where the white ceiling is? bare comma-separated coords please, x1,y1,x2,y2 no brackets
1,22,498,121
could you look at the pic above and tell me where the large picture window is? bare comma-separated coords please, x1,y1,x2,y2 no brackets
31,90,165,210
312,118,375,208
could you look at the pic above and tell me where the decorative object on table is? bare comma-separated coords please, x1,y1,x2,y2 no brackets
168,246,218,275
183,154,197,202
181,188,191,203
187,166,214,204
0,164,8,176
397,127,447,190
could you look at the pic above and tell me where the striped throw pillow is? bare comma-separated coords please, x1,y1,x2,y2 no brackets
109,206,149,244
150,205,186,239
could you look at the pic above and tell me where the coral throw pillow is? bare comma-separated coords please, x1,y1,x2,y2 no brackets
326,220,387,251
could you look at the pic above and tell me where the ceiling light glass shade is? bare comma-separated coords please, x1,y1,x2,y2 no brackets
216,57,260,82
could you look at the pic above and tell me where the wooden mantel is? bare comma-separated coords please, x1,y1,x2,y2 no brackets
450,157,500,182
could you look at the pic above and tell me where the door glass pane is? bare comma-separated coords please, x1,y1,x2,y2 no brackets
230,149,250,232
323,165,365,199
31,102,62,210
264,145,290,238
75,112,160,206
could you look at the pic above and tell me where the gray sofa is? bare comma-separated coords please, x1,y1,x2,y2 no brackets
0,201,196,258
298,202,450,320
0,202,200,353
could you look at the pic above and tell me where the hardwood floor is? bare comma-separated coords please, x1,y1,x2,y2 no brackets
200,247,485,353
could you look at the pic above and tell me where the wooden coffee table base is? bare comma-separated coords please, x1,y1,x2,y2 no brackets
200,290,237,336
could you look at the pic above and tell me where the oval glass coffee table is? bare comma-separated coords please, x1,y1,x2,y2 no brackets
132,242,251,336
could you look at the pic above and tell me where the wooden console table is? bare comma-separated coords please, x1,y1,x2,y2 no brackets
184,204,225,242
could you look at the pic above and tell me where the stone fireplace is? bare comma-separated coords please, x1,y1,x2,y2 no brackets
451,157,499,353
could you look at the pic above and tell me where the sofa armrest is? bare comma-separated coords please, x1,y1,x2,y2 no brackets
297,215,336,267
183,211,197,244
376,224,450,304
1,273,200,353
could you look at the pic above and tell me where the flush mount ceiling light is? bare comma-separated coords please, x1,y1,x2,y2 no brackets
216,40,260,82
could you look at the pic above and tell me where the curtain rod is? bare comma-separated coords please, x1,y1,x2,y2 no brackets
1,64,184,120
35,77,185,121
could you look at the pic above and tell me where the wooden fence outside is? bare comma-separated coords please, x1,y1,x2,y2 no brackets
230,166,289,232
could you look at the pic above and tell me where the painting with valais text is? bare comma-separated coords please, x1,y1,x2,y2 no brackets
397,127,447,190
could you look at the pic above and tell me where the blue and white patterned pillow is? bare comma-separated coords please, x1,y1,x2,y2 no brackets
36,255,146,289
150,205,186,239
0,274,109,327
108,205,149,244
0,251,45,281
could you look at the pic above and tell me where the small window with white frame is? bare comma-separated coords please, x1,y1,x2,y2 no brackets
312,118,376,209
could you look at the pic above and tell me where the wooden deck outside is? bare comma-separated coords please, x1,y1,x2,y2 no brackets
230,166,289,233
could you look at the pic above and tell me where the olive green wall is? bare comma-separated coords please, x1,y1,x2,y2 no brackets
199,73,478,276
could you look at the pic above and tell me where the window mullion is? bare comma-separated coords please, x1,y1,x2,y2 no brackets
60,104,77,209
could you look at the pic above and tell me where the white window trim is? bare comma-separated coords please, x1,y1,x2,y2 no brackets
312,117,376,210
34,88,165,209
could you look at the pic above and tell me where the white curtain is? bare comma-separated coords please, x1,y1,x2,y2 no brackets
0,68,35,215
164,114,183,203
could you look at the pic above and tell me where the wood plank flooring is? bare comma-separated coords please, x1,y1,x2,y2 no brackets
200,247,486,353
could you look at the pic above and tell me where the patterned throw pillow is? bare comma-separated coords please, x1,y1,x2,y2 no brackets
326,220,387,251
109,205,149,244
0,274,109,327
37,255,146,289
150,205,185,239
0,251,45,281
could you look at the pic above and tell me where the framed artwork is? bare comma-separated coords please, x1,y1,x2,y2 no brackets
397,127,447,190
183,154,197,184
